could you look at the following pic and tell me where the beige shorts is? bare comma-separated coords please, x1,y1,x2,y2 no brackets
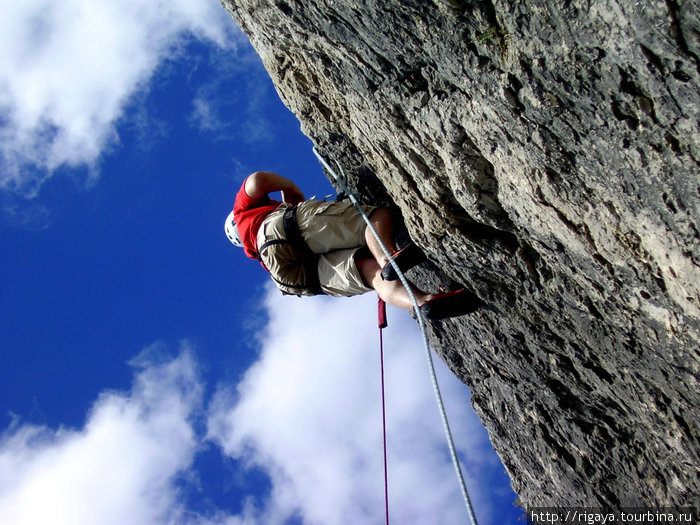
257,200,377,297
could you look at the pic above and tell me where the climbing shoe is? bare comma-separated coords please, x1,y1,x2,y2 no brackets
381,242,427,281
419,289,485,320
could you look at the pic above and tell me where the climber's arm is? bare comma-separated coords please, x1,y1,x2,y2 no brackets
244,171,305,205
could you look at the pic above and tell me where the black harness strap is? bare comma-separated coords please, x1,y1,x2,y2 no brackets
255,205,324,296
282,205,324,295
257,238,288,254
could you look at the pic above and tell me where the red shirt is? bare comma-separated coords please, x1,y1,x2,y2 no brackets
233,177,281,259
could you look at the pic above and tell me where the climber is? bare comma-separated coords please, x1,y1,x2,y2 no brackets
225,171,484,319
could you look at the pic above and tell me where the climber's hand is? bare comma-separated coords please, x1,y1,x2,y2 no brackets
282,185,305,205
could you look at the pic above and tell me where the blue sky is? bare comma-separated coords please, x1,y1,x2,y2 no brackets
1,1,521,523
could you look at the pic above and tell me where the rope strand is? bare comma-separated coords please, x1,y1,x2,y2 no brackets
378,297,389,525
313,147,479,525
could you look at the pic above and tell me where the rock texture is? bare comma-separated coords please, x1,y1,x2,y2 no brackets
222,0,699,509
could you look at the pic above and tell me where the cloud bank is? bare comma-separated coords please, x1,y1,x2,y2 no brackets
0,291,513,524
0,0,239,194
207,288,504,525
0,346,204,525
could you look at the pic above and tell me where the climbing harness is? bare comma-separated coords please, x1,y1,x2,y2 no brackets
256,204,325,296
282,205,324,295
313,147,479,525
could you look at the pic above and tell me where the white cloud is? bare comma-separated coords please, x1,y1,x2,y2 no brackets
0,0,241,194
208,287,506,525
0,191,51,230
188,50,276,146
0,293,515,525
0,345,208,525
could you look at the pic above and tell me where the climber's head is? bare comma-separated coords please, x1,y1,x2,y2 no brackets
224,211,242,248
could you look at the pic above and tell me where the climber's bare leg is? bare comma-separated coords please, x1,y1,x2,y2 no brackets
364,208,396,268
356,255,432,311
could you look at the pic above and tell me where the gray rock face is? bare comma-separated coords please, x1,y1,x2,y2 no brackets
222,0,699,508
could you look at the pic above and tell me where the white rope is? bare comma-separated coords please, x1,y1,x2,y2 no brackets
312,147,479,525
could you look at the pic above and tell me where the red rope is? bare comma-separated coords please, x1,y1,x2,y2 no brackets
378,297,389,525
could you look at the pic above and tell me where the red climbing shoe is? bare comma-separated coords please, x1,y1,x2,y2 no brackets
419,289,485,320
381,242,427,281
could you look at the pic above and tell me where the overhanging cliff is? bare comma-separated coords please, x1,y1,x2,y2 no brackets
221,0,699,509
